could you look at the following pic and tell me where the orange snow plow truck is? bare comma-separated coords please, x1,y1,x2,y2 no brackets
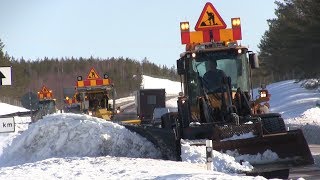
123,2,314,179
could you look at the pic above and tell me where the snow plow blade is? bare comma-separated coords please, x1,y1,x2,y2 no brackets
122,124,180,160
212,129,314,173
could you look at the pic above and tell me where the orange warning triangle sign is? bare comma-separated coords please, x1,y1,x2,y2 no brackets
41,86,49,93
195,2,227,31
86,67,101,80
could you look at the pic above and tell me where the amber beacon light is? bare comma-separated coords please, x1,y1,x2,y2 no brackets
180,22,190,32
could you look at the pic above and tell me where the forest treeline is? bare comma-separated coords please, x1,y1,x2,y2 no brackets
0,40,179,108
253,0,320,85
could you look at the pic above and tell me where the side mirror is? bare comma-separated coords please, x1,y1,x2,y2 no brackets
103,73,109,79
249,53,259,69
176,59,185,75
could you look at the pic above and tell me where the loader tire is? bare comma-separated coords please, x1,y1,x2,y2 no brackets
260,113,286,134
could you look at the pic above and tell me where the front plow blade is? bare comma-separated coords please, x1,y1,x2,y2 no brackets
212,129,314,173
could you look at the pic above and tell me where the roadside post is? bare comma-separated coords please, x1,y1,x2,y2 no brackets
206,140,213,170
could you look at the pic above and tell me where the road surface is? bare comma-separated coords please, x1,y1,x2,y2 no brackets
289,144,320,179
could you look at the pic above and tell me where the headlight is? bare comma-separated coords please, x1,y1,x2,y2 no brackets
260,91,267,98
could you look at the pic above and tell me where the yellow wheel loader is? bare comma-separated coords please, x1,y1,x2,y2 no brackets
74,67,139,124
123,3,313,179
75,67,116,120
31,85,57,122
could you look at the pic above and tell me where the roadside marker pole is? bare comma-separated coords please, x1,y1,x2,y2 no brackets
206,140,213,170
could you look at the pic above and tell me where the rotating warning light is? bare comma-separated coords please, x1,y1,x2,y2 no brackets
180,22,190,32
231,17,242,40
232,18,241,27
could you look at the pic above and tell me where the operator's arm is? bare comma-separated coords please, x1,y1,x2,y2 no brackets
202,72,211,90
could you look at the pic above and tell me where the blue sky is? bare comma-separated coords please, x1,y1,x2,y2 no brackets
0,0,277,67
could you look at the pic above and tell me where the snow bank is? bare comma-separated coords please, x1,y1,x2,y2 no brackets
180,140,253,173
0,113,161,166
267,80,320,119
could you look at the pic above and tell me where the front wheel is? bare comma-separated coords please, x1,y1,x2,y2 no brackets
259,113,286,134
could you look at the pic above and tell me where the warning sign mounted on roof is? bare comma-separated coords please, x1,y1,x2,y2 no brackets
40,86,49,93
38,85,53,100
195,2,227,31
86,67,101,80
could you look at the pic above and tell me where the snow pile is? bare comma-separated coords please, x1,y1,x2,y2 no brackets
221,132,256,141
226,150,279,165
0,113,161,167
181,141,253,173
300,79,320,90
286,107,320,125
0,133,20,156
0,116,31,155
285,107,320,145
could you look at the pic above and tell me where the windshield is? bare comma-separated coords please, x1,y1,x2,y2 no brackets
185,50,250,104
192,52,250,92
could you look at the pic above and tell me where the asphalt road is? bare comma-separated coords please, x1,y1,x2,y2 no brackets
289,144,320,179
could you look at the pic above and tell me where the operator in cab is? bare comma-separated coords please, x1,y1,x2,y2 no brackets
202,60,226,93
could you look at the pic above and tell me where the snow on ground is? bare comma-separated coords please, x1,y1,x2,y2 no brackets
141,75,181,96
0,76,320,179
268,80,320,119
0,102,28,115
264,80,320,144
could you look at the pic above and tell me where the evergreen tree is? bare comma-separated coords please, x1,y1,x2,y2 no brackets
259,0,320,81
